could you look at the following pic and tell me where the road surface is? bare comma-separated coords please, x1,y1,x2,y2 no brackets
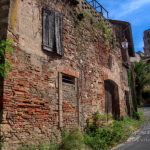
113,107,150,150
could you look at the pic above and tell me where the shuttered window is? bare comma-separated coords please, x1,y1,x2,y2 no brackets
43,6,63,56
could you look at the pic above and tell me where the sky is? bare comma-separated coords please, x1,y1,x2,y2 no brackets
97,0,150,52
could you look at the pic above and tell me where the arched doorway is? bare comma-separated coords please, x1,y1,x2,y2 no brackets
104,80,120,119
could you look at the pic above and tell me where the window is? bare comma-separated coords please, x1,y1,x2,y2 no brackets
43,6,63,56
62,74,75,84
147,32,150,38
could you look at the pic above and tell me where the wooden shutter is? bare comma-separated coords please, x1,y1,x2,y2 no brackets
55,12,63,56
43,7,55,52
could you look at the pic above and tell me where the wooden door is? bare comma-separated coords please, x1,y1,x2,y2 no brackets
104,80,120,119
105,87,113,114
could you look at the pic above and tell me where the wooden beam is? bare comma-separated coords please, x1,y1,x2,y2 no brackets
58,72,63,128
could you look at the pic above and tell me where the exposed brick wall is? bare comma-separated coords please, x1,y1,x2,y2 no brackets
2,48,61,149
1,0,130,149
62,81,78,128
0,0,10,124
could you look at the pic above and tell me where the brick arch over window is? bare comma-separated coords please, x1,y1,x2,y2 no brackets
104,79,120,120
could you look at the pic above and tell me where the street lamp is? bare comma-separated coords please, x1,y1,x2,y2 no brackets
121,41,128,49
121,39,130,67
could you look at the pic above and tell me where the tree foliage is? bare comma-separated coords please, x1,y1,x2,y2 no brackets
0,39,13,78
132,60,150,105
133,60,150,89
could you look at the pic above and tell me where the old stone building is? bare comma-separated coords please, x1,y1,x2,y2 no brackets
0,0,135,149
144,29,150,57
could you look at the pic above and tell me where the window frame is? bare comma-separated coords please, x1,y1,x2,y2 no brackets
42,6,64,56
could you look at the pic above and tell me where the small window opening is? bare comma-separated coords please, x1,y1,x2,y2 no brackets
62,74,75,84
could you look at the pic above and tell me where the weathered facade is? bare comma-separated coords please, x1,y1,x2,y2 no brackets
0,0,135,149
144,29,150,57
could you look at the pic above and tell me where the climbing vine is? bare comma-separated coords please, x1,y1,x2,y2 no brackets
95,20,112,43
80,10,112,44
0,39,13,78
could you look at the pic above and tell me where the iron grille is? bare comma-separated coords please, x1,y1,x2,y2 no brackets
86,0,109,18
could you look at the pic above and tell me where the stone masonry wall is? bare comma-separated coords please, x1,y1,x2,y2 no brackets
1,0,129,149
0,0,10,123
62,81,78,128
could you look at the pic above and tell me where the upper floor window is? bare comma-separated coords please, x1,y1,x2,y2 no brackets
42,6,63,56
148,39,150,45
147,32,150,38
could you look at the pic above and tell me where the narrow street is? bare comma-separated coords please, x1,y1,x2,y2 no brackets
113,107,150,150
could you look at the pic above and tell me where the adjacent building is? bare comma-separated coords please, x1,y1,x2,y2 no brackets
0,0,135,149
144,29,150,57
130,51,145,63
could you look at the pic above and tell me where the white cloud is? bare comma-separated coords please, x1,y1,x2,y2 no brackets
111,0,150,18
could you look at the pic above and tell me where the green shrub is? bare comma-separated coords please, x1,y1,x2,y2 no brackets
86,112,112,131
18,112,145,150
18,128,89,150
84,121,126,150
39,143,59,150
0,39,13,78
18,143,59,150
18,145,37,150
60,127,88,150
84,112,146,150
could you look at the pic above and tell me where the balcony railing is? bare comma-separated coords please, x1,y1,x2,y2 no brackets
86,0,109,18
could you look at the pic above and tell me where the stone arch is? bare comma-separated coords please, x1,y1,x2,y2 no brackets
104,79,120,119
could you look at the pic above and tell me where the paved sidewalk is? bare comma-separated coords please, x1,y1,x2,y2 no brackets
112,107,150,150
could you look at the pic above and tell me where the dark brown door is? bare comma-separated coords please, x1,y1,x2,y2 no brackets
105,87,113,114
104,80,120,119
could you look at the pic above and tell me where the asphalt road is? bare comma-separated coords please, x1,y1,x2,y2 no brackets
113,107,150,150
